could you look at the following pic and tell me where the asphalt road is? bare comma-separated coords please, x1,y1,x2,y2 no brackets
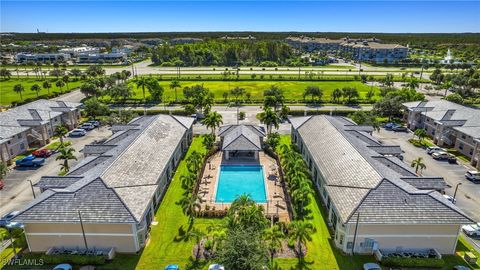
0,127,112,217
373,128,480,250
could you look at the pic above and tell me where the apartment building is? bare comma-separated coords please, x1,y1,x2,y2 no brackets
77,52,127,63
285,36,408,63
13,114,194,253
0,100,81,164
290,115,472,255
403,100,480,169
16,53,71,63
58,46,100,57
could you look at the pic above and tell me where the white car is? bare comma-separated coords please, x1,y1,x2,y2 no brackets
427,146,446,155
432,151,449,160
363,263,381,270
68,129,87,137
462,223,480,237
79,122,95,131
465,171,480,183
443,194,456,204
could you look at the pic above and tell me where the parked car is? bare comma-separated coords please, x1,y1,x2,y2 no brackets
462,223,480,237
432,151,450,160
165,265,180,270
363,263,381,270
392,125,408,132
208,264,225,270
465,171,480,183
454,265,471,270
427,146,446,155
52,264,73,270
15,155,45,167
32,149,53,158
447,154,457,164
87,120,100,127
443,194,456,204
79,122,95,131
0,179,4,190
384,122,397,130
0,210,20,227
68,129,87,137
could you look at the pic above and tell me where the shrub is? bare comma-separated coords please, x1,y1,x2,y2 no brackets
40,254,106,265
381,256,444,268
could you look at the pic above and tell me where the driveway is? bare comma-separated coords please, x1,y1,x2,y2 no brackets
0,126,112,216
373,128,480,250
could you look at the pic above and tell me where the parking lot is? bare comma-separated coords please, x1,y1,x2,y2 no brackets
0,126,112,217
374,128,480,249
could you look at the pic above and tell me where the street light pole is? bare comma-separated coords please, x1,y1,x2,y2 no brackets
27,179,36,199
453,183,462,201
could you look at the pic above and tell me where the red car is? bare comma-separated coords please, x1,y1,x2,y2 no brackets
32,149,53,158
0,180,4,190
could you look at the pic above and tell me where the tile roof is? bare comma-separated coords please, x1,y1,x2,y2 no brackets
221,125,263,151
292,115,473,225
14,114,193,224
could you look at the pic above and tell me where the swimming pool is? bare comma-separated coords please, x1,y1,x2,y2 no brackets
215,165,267,203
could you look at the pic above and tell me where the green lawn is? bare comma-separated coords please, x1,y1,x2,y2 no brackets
122,80,379,103
0,78,85,106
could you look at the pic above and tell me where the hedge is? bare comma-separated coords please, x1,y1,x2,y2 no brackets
289,109,366,117
381,256,445,268
40,254,106,265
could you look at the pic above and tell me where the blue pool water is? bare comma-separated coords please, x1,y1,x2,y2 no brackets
215,165,267,203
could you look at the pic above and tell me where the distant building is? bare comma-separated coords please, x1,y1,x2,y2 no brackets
16,53,71,63
220,35,256,41
112,45,134,55
0,100,81,164
78,52,127,63
285,36,408,64
58,46,100,57
403,100,480,169
169,38,203,45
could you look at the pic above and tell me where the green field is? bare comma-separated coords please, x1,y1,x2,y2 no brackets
124,80,380,103
0,78,85,106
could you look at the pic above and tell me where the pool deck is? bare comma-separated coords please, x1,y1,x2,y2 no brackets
198,151,290,222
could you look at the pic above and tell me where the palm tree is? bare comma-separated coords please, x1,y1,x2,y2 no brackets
186,227,205,261
288,220,315,257
0,162,8,180
56,146,77,173
170,80,181,102
62,75,70,90
264,224,285,262
407,77,419,90
260,107,280,135
181,172,197,190
178,193,201,225
13,84,25,100
54,125,69,147
30,84,41,98
135,76,152,101
186,150,204,174
55,80,65,94
411,157,426,175
202,111,223,136
414,128,427,143
42,81,52,96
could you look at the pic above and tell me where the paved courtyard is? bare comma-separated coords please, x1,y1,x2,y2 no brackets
198,151,290,222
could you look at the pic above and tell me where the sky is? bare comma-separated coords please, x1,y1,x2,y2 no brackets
1,1,479,33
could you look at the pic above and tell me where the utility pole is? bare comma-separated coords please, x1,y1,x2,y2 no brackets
453,183,462,201
78,211,89,251
27,179,35,199
351,212,360,255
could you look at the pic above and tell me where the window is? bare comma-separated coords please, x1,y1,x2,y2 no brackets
20,143,25,150
459,143,464,150
346,242,353,249
17,134,22,139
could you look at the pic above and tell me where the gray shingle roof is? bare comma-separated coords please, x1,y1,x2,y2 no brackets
221,125,262,151
14,114,193,224
404,100,480,139
400,177,447,191
35,176,84,190
292,115,473,225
